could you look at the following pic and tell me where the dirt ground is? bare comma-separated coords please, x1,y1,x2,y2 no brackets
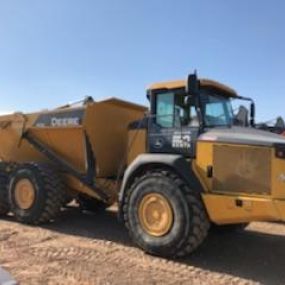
1,205,285,285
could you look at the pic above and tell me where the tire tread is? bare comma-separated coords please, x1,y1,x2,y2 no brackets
122,169,210,257
10,163,65,224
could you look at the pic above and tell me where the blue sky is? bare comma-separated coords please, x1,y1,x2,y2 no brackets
0,0,284,121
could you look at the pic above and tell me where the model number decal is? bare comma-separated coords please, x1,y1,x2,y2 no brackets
172,133,191,149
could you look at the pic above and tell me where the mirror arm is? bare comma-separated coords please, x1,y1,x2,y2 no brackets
186,72,199,96
236,95,255,127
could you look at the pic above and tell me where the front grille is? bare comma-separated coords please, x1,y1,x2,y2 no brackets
213,145,271,194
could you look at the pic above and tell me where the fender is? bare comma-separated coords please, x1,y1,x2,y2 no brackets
118,153,203,221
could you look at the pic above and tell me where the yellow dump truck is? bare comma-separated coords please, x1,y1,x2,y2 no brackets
1,73,285,258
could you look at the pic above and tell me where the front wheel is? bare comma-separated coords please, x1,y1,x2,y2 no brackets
123,169,209,258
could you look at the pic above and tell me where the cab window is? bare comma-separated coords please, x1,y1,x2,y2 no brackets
156,93,174,128
155,92,198,128
200,92,233,127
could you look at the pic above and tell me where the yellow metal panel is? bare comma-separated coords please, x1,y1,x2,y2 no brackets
0,113,44,162
194,142,280,198
148,78,237,97
274,200,285,221
84,101,145,178
127,130,146,165
213,145,271,195
203,193,280,224
199,79,237,97
98,97,146,113
271,154,285,199
193,141,213,192
29,127,86,172
148,80,185,91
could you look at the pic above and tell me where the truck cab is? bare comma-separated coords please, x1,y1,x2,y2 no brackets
128,73,256,162
121,73,285,258
147,77,240,157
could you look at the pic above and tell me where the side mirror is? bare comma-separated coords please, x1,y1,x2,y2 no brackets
186,72,199,95
250,102,255,126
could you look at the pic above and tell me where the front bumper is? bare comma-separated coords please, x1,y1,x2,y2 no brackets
203,193,285,225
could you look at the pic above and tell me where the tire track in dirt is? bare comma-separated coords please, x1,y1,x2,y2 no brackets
0,215,275,285
9,238,258,285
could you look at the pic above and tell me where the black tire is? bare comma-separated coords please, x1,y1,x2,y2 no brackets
211,223,249,233
78,195,109,213
123,169,210,258
0,171,9,216
9,163,65,224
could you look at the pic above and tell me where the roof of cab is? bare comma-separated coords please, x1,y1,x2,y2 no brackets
148,78,238,98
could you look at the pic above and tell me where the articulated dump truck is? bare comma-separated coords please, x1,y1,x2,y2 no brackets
1,74,285,258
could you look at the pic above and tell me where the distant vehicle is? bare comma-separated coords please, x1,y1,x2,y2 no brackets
234,105,285,135
256,116,285,135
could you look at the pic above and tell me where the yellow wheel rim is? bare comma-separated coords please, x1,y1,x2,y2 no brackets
138,193,174,237
14,178,36,210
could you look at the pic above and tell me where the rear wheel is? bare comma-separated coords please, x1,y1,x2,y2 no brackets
9,163,65,224
0,171,9,216
123,169,209,258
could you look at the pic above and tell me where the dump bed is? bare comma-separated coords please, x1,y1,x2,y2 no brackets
0,98,146,199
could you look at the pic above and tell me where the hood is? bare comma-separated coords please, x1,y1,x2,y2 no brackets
199,127,285,147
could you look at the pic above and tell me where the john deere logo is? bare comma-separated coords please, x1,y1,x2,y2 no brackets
51,116,80,127
279,174,285,183
154,138,164,149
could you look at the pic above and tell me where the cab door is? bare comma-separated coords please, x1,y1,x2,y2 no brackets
148,91,199,158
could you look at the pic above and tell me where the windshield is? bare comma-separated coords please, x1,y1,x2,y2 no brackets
154,90,234,128
200,91,234,127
